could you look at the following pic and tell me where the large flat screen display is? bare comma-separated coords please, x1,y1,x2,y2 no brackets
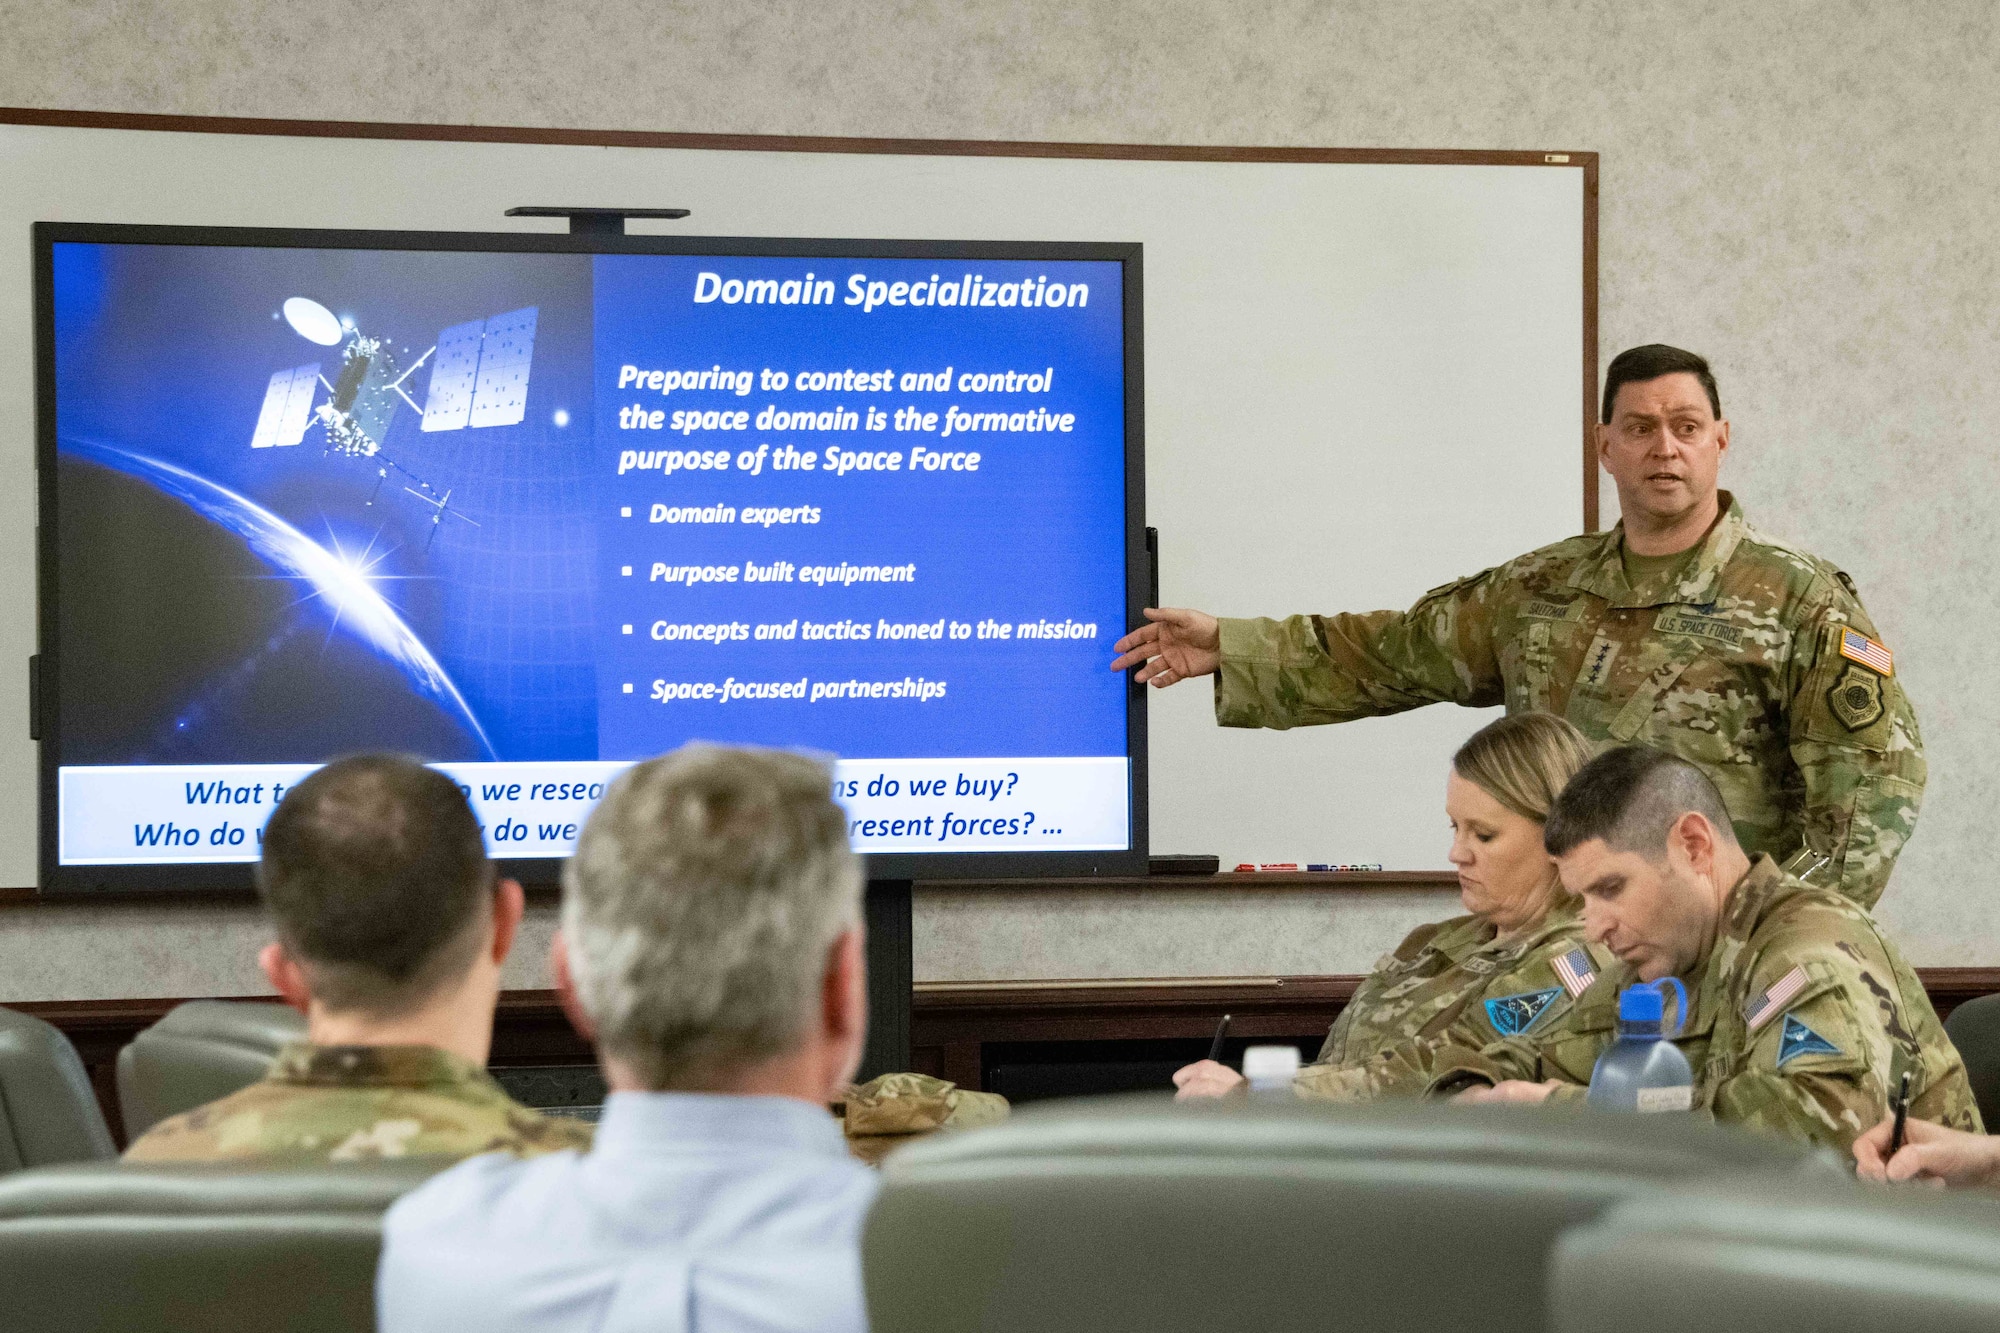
35,225,1146,891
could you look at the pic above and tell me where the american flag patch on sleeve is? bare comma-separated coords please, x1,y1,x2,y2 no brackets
1552,947,1597,999
1743,965,1810,1031
1839,629,1895,677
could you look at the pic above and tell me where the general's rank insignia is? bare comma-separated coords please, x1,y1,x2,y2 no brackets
1744,965,1809,1031
1777,1013,1842,1067
1485,987,1561,1037
1838,628,1895,677
1828,663,1886,731
1551,947,1597,999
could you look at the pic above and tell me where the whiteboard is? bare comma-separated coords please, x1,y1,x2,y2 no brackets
0,118,1590,881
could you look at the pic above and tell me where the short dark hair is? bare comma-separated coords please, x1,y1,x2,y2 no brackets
1543,745,1738,860
258,754,493,1014
1601,344,1721,424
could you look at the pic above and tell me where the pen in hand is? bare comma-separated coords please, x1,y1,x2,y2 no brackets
1207,1014,1232,1064
1888,1069,1913,1155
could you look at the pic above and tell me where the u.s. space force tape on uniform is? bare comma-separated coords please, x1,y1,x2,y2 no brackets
1212,493,1924,907
1424,856,1981,1154
123,1044,594,1165
1290,898,1614,1102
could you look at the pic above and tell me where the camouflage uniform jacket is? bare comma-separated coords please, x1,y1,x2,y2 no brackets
123,1042,594,1165
840,1071,1010,1165
1293,898,1613,1100
1428,855,1981,1154
1213,493,1923,905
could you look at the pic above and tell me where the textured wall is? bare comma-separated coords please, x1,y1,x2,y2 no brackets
0,0,1994,996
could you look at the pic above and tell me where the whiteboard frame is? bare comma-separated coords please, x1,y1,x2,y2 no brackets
0,107,1598,898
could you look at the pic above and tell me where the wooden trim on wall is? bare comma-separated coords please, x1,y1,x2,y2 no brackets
918,871,1462,892
0,107,1594,172
16,968,2000,1137
1581,153,1601,531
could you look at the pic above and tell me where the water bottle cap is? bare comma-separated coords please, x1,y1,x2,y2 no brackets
1618,985,1664,1024
1242,1045,1301,1083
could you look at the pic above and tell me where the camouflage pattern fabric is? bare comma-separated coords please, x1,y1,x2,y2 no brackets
122,1042,594,1165
1293,897,1614,1100
1428,855,1981,1154
1213,493,1923,906
840,1072,1009,1165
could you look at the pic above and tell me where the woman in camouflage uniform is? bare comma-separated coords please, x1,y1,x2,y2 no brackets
1175,712,1614,1101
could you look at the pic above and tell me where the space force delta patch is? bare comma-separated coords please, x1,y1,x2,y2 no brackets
1551,947,1598,999
1777,1014,1842,1067
1485,988,1561,1037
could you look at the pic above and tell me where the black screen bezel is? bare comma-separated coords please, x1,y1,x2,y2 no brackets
32,221,1147,894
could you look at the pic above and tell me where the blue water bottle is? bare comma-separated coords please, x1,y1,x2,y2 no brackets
1587,978,1693,1112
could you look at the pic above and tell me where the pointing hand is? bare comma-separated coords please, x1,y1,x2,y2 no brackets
1110,607,1221,687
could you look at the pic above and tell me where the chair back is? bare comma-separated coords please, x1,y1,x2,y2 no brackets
0,1005,116,1171
1549,1174,2000,1333
863,1094,1838,1333
1945,992,2000,1128
115,1000,305,1141
0,1158,446,1333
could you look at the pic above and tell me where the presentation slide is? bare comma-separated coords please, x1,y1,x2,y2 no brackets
46,240,1131,866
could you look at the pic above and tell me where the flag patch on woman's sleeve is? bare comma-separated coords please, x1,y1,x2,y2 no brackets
1744,965,1809,1031
1552,947,1597,998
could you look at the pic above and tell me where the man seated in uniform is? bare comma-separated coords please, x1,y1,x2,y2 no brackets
1445,745,1978,1155
125,754,592,1163
377,744,879,1333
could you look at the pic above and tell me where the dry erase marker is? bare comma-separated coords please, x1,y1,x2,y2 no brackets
1232,863,1301,872
1207,1014,1232,1063
1889,1069,1913,1154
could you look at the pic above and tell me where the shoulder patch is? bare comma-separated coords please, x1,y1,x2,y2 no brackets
1484,987,1562,1037
1838,628,1895,678
1777,1013,1842,1067
1551,947,1598,999
1827,663,1886,731
1744,965,1810,1031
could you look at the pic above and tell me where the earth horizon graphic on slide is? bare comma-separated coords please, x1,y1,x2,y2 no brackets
57,436,496,764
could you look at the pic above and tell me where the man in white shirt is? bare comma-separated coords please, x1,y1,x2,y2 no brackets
377,744,878,1333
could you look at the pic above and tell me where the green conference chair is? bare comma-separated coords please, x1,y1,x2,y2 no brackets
862,1094,1840,1333
0,1005,116,1171
0,1158,448,1333
1549,1174,2000,1333
1945,993,2000,1129
115,1000,304,1141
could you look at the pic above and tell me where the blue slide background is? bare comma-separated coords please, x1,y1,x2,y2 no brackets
592,253,1126,760
47,242,1128,770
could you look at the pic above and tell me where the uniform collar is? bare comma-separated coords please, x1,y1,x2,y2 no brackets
267,1042,496,1091
1718,851,1794,941
1444,895,1586,966
1568,491,1748,608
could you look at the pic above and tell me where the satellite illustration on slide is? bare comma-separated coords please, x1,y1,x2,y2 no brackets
51,244,599,767
50,240,1128,786
249,294,538,542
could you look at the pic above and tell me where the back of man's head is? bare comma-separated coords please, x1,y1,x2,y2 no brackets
1543,744,1739,860
562,744,862,1090
258,755,493,1016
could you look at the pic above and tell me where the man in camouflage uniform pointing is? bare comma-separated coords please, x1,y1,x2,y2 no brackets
1446,747,1976,1155
1111,345,1922,905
